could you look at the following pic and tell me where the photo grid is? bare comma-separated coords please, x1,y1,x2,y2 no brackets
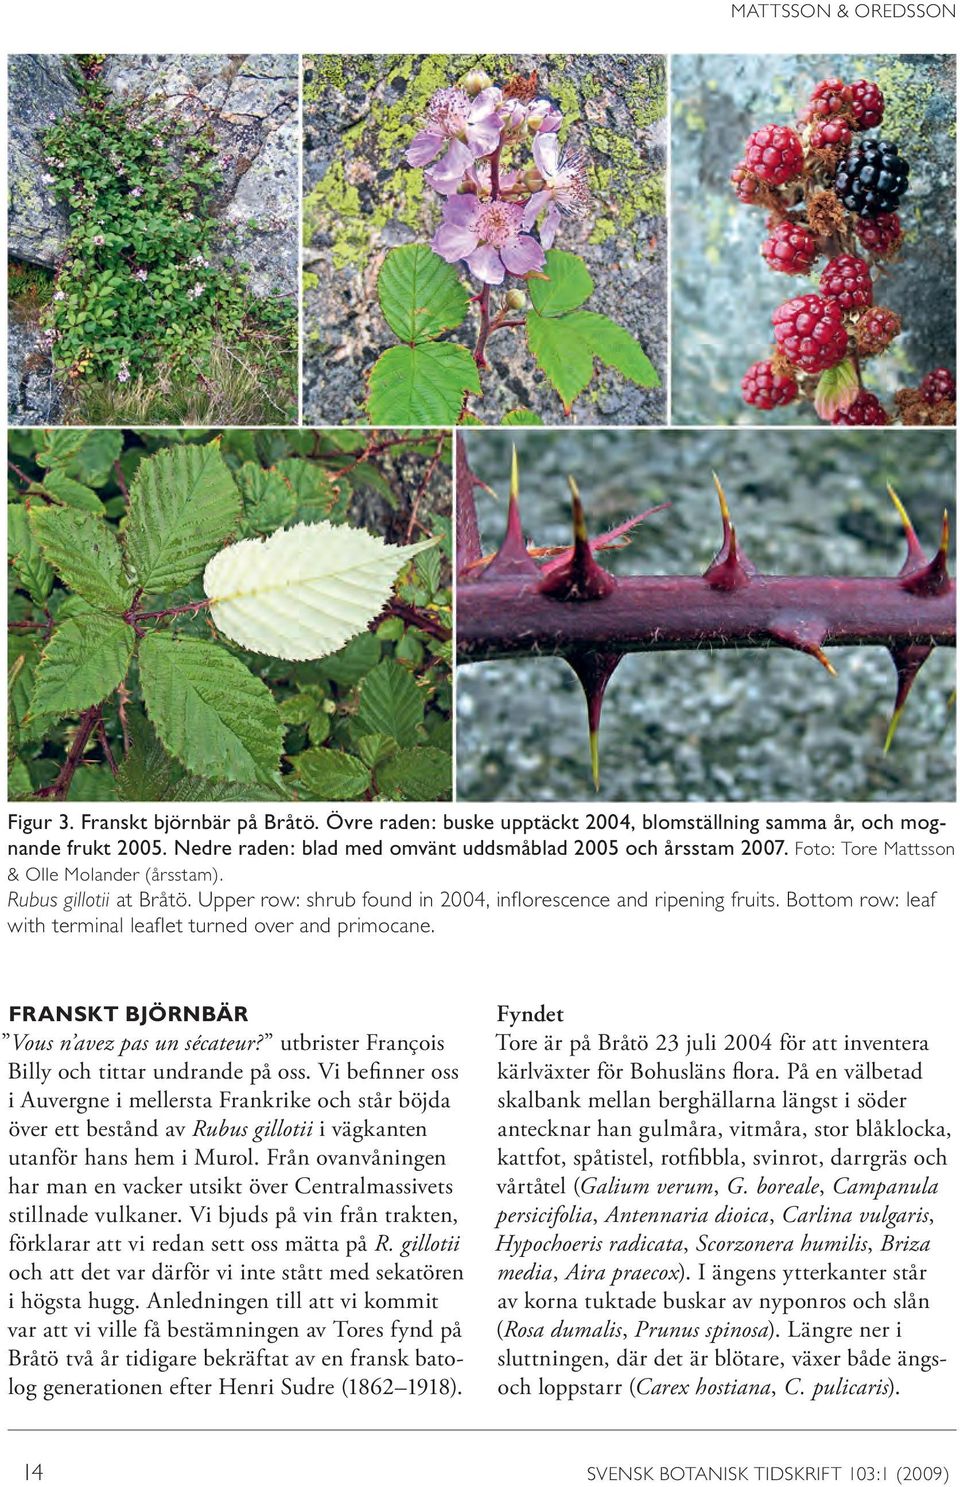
6,54,956,805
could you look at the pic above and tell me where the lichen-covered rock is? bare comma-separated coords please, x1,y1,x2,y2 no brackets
8,320,59,424
672,53,957,425
100,53,300,299
7,54,298,301
224,114,300,298
7,55,77,267
302,54,668,425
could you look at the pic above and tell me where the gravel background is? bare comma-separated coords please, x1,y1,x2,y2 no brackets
671,53,957,426
455,427,956,802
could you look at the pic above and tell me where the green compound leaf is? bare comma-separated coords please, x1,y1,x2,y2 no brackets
377,245,470,344
41,470,106,513
375,746,451,801
30,505,133,612
356,732,398,769
318,632,382,686
203,522,438,662
526,313,595,412
570,311,660,389
367,343,481,427
502,409,545,426
236,463,297,536
139,632,284,786
116,707,286,803
35,429,124,487
273,458,348,523
295,749,372,801
8,635,45,747
67,765,117,801
8,505,54,606
357,660,424,746
8,758,33,799
31,612,134,719
527,309,660,413
527,249,594,317
124,441,242,594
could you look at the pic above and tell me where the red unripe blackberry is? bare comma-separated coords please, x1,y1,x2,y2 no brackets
761,221,818,275
741,360,798,410
730,161,761,204
772,293,849,373
849,79,885,130
819,253,873,311
801,77,851,122
744,124,804,186
810,118,853,150
854,211,902,255
920,368,956,405
856,306,901,357
832,391,887,425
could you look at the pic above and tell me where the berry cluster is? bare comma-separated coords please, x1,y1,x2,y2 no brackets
731,72,953,426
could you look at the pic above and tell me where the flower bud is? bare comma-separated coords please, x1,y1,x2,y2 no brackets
505,288,527,310
462,69,493,96
524,167,545,191
527,100,562,132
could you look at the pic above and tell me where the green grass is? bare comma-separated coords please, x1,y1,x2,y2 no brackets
60,335,298,426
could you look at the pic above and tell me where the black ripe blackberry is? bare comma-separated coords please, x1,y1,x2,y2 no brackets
835,140,910,217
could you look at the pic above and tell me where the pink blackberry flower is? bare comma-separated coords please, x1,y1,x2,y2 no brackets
522,132,590,248
432,195,545,284
406,86,504,196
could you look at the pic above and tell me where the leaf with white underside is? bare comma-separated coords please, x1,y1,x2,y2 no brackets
124,441,241,593
31,612,134,718
139,632,283,785
203,521,439,662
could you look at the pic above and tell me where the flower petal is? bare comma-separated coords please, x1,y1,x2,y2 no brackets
468,111,504,157
533,132,559,179
465,243,506,285
432,221,480,263
522,190,551,231
500,232,546,276
443,194,480,227
426,138,475,195
405,130,444,167
538,206,561,250
537,108,563,134
469,87,503,121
